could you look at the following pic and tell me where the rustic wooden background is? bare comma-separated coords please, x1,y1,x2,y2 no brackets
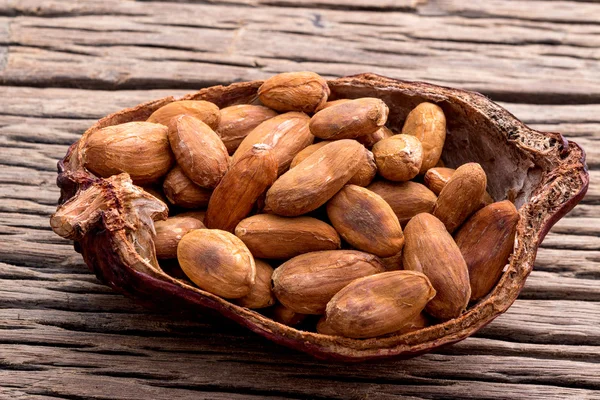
1,1,599,399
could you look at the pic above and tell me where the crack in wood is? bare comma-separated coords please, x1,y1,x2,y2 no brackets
6,43,97,58
0,362,48,372
0,9,146,18
94,370,174,380
77,349,149,358
24,392,102,400
25,25,155,34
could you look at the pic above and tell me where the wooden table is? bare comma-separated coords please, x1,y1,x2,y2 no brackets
1,1,599,399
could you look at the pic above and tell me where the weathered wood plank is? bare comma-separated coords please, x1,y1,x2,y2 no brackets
0,87,183,119
0,0,420,15
0,211,58,229
0,279,147,314
1,2,600,102
533,248,600,278
549,217,600,236
0,183,58,206
0,165,57,187
1,304,599,397
2,336,600,397
0,142,64,172
4,0,600,18
1,305,597,363
0,235,88,271
499,103,600,125
521,270,600,300
445,336,600,363
0,200,56,218
0,371,293,400
580,171,600,204
478,300,600,345
0,391,60,400
422,0,600,24
0,262,101,285
541,231,600,250
565,204,600,219
1,369,594,400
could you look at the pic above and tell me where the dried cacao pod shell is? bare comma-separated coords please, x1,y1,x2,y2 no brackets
51,74,588,361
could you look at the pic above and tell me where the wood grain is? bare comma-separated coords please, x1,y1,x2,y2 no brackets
0,1,598,398
1,1,600,103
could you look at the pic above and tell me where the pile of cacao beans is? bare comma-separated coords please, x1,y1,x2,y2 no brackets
81,72,519,339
